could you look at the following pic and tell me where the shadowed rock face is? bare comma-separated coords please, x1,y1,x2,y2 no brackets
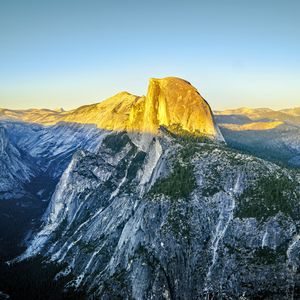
0,126,35,199
0,77,223,140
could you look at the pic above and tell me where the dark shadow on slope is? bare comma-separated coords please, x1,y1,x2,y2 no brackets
0,256,86,300
0,173,58,263
219,127,300,168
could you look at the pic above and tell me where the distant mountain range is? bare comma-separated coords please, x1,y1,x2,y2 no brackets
0,78,300,299
215,106,300,127
215,107,300,167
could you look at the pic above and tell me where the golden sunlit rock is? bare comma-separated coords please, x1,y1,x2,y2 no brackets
220,121,283,131
141,77,219,136
215,106,300,126
215,107,273,117
279,107,300,116
0,77,222,139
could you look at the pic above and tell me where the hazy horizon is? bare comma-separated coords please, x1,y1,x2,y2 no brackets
1,0,299,111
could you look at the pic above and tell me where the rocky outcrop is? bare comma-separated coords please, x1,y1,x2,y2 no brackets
20,128,300,299
133,77,222,138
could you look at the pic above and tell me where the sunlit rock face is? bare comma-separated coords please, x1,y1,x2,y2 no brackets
138,77,221,138
0,77,223,140
0,108,62,124
62,92,140,131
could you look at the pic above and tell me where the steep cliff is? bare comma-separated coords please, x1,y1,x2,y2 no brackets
132,77,221,138
20,128,300,299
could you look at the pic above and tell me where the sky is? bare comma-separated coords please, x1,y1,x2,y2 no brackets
0,0,299,111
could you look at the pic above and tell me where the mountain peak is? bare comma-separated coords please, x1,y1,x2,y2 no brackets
142,77,219,137
0,77,223,140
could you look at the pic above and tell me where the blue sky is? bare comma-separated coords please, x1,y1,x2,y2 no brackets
0,0,299,110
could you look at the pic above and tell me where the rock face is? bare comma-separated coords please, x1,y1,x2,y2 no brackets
0,120,109,260
1,77,223,140
0,126,35,199
0,120,108,197
133,77,221,137
21,128,300,299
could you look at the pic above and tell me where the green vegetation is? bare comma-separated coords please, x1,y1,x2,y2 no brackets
224,243,242,256
251,245,287,265
149,126,210,200
150,161,197,200
201,163,224,197
235,173,300,221
76,240,95,254
134,244,160,270
163,204,192,241
100,269,130,299
102,132,130,153
165,124,214,144
127,151,147,180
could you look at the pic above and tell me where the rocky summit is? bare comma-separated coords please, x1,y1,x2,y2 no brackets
0,77,223,140
0,78,300,300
